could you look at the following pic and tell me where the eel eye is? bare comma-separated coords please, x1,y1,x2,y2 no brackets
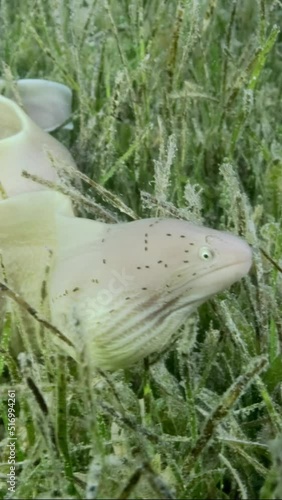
199,246,214,261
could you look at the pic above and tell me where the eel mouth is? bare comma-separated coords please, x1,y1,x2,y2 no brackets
154,255,253,320
184,257,252,298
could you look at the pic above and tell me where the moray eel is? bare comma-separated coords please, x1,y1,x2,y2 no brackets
0,191,252,370
0,95,76,198
0,78,72,132
50,214,252,369
0,94,252,370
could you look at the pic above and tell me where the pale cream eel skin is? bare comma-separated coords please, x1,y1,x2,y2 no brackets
0,94,252,370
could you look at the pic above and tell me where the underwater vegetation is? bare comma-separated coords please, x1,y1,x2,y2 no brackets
0,1,282,498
